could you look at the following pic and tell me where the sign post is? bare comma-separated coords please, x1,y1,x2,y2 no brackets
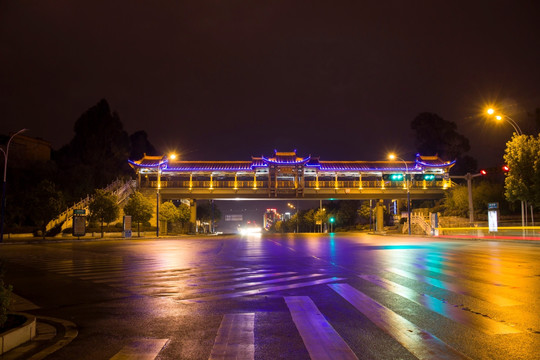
123,215,132,238
72,209,86,239
488,202,499,233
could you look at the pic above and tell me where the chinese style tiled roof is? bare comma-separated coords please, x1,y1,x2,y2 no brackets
128,152,455,172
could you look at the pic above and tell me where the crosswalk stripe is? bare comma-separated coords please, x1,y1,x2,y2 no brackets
83,267,252,282
92,269,279,286
358,274,521,335
209,313,255,360
285,296,358,360
109,338,168,360
387,267,522,307
329,283,470,360
192,271,296,286
194,274,324,294
181,277,345,303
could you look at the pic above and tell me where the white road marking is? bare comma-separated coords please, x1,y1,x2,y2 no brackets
387,267,522,306
358,274,521,335
285,296,358,360
109,338,168,360
209,313,255,360
329,283,470,360
181,277,346,303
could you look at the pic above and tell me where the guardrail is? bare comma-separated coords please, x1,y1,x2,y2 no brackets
436,226,540,238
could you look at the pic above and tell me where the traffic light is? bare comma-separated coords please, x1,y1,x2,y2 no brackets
329,217,335,223
414,174,436,181
502,165,509,172
383,174,404,181
480,169,487,175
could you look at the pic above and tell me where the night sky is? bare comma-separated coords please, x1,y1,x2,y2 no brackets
2,1,540,167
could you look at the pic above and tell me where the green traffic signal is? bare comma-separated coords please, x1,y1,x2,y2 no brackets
329,217,335,223
389,174,404,181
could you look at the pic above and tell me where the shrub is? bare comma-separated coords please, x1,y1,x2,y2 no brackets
0,264,12,328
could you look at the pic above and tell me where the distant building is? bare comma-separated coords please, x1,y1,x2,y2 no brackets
1,134,52,166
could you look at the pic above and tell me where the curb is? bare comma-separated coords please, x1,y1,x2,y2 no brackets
28,316,78,360
2,316,78,360
0,313,36,354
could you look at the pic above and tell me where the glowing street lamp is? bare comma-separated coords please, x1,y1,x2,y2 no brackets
486,108,522,135
1,128,28,242
388,153,411,235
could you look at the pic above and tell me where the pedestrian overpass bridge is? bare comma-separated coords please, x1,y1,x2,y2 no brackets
129,150,455,201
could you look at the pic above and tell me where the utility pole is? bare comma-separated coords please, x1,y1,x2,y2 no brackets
451,172,483,225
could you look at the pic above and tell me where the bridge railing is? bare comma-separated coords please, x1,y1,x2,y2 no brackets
142,179,448,190
141,180,451,190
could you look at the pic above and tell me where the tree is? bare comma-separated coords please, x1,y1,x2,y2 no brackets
55,99,131,201
129,130,158,160
337,200,360,228
314,208,327,232
178,203,191,230
89,190,119,238
442,181,510,217
411,112,477,174
303,209,316,232
124,191,153,236
159,201,179,232
197,201,221,232
503,134,540,206
28,180,65,238
357,201,373,224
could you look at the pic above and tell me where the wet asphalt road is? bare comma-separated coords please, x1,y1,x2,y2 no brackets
0,233,539,359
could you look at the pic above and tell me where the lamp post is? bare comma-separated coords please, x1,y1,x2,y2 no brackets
1,128,28,242
486,108,525,230
389,153,411,235
156,168,160,238
487,108,523,135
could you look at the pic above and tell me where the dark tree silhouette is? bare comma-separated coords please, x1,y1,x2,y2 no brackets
55,99,131,200
411,112,477,174
129,130,158,160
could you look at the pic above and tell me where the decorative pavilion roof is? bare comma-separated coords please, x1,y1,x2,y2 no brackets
128,151,455,172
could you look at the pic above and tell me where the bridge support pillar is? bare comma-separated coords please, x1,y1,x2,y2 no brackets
190,199,197,233
375,199,385,233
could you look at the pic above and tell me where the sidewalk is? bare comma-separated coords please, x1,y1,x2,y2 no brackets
4,295,77,360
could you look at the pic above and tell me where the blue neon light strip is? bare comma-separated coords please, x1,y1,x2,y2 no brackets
130,158,452,172
128,159,167,168
416,159,456,167
261,155,311,165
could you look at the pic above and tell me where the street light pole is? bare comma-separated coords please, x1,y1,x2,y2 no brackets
0,128,28,242
389,154,410,235
487,108,525,230
156,167,161,238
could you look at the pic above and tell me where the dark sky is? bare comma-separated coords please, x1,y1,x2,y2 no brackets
2,1,540,167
